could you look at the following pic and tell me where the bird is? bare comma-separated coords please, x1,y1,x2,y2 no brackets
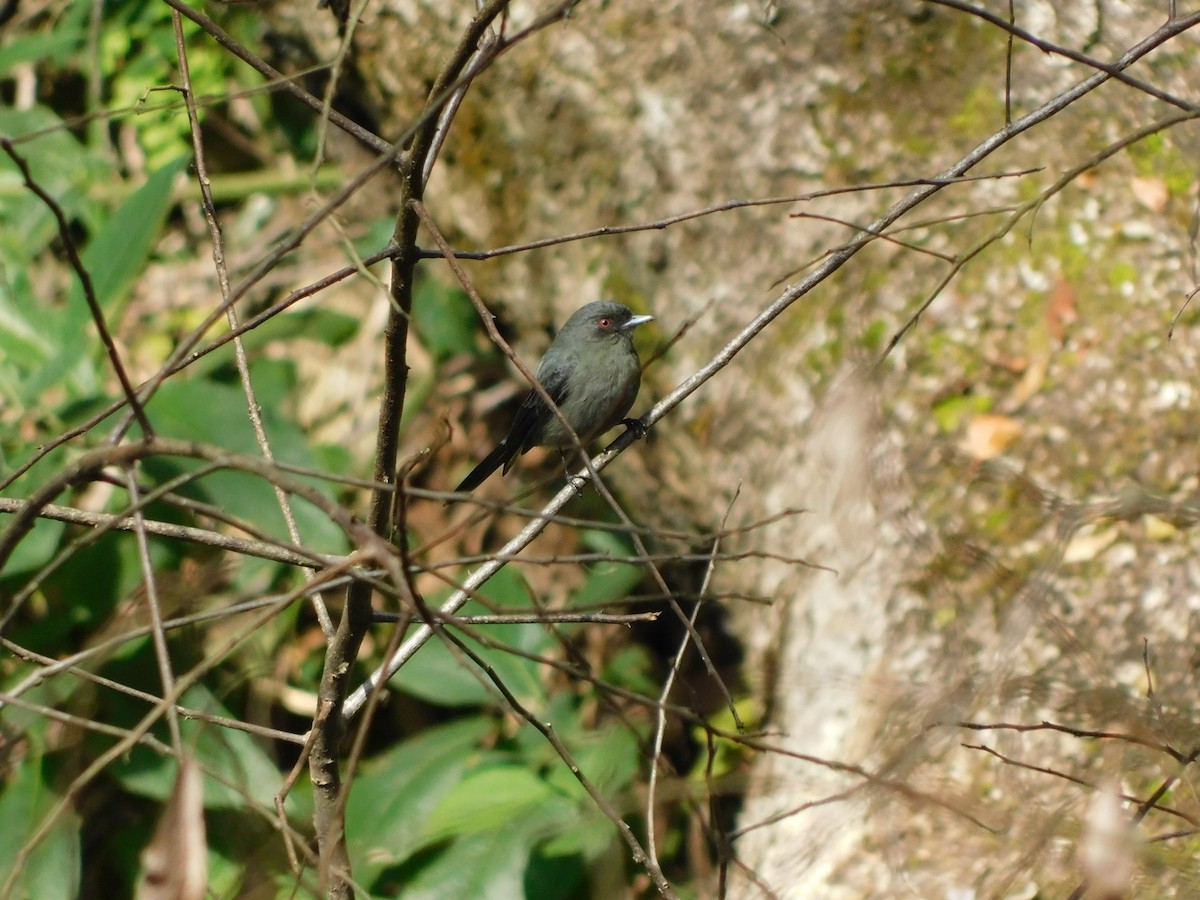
454,300,653,493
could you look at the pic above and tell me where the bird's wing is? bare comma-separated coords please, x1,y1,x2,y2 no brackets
503,357,574,469
454,356,575,492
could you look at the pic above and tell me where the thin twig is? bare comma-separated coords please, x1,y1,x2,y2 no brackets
171,10,335,639
647,489,739,872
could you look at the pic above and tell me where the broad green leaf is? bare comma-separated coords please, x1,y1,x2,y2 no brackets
250,307,361,347
388,567,549,708
0,30,85,74
544,726,639,801
0,268,58,375
413,278,484,362
0,755,82,900
65,155,190,331
601,645,658,695
0,106,108,265
420,766,570,848
538,814,616,862
137,376,349,552
567,559,644,609
397,829,530,900
352,215,396,261
25,156,188,401
540,729,638,860
569,529,643,608
186,310,362,381
386,631,504,708
0,443,75,580
0,518,66,582
110,684,282,810
346,717,494,885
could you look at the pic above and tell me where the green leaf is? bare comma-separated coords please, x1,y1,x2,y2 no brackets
569,559,643,609
0,106,109,264
689,699,760,779
0,518,66,582
0,29,85,74
388,567,550,708
413,277,484,362
545,726,639,800
353,215,397,261
421,766,569,847
0,268,58,376
601,645,658,695
386,634,497,708
569,529,643,608
538,815,615,861
28,155,189,401
537,728,637,861
110,684,282,810
481,693,640,864
931,392,992,433
137,377,349,552
0,441,75,579
346,717,494,885
397,829,531,900
210,308,362,359
69,155,189,322
0,754,82,900
313,440,355,479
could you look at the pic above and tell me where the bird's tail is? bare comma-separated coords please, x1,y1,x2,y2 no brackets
452,438,515,494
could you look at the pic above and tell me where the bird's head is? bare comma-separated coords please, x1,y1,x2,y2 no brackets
562,300,654,345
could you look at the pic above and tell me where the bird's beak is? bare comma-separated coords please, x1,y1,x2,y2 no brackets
622,314,654,331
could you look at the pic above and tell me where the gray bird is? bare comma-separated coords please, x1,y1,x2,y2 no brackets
454,300,653,493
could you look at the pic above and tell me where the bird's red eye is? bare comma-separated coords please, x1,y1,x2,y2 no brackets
597,317,612,329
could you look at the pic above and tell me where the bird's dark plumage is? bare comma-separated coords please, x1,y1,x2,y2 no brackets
454,301,652,493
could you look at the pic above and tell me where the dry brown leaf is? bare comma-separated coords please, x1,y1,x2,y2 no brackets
1046,276,1078,342
1130,175,1169,212
963,414,1022,461
1063,525,1119,564
137,758,207,900
1143,514,1177,541
1004,351,1050,410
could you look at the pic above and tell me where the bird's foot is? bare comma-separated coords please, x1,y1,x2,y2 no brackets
620,416,649,441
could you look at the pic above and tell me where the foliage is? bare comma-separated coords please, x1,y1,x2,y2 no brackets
0,5,685,897
19,0,1198,896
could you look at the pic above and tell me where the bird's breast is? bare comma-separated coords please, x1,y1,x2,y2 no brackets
539,349,641,447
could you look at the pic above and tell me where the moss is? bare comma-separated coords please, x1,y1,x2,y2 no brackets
1106,261,1137,290
948,81,1007,142
1127,132,1196,199
599,266,652,316
827,10,1007,170
860,318,889,353
931,392,992,433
